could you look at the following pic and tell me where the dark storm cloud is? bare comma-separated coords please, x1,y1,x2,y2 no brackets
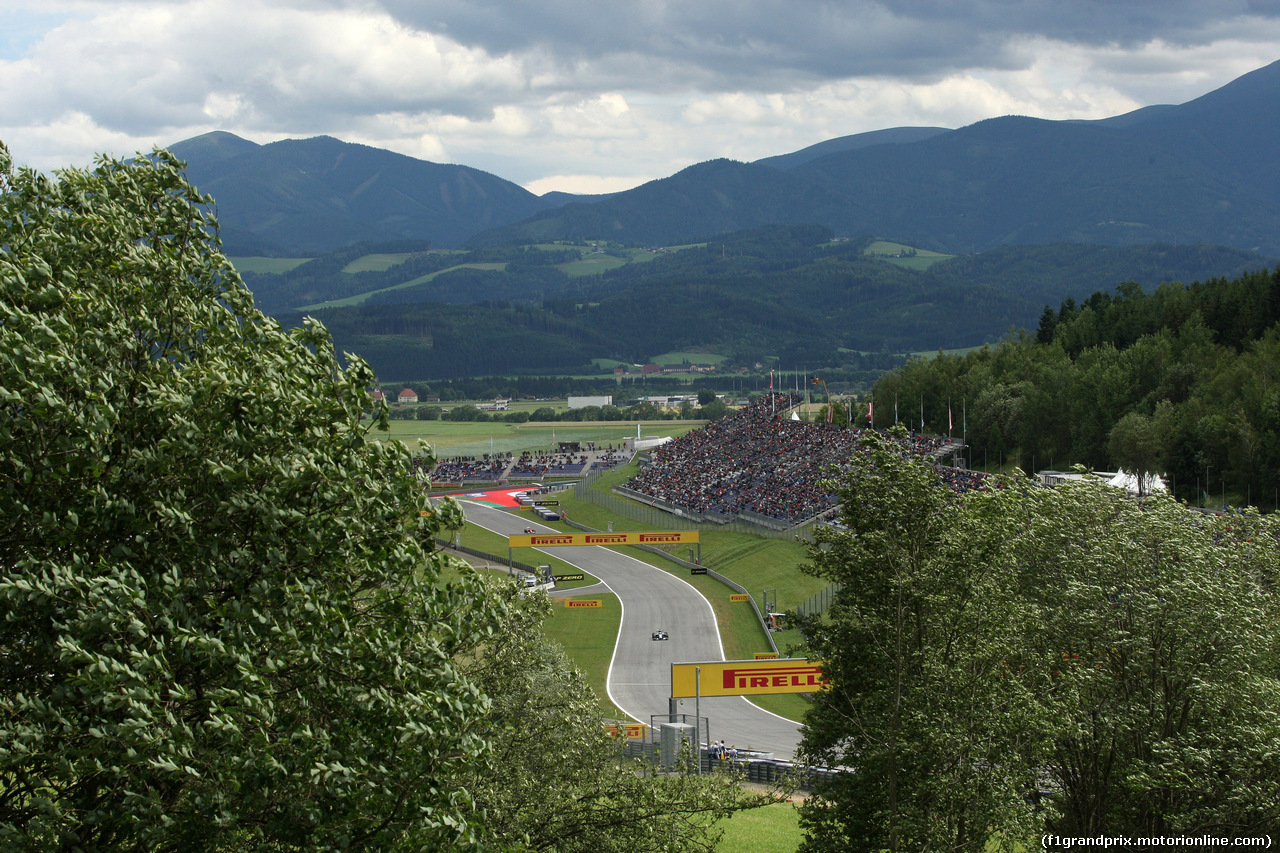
376,0,1280,89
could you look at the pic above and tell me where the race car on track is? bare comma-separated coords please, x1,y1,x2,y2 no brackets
651,629,669,641
523,527,535,534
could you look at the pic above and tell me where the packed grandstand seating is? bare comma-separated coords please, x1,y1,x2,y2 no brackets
424,448,633,482
624,393,989,525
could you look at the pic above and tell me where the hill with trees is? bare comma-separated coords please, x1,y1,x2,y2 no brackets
870,263,1280,508
471,60,1280,254
170,60,1280,259
254,227,1273,380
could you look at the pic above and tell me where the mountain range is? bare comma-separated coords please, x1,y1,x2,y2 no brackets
170,59,1280,257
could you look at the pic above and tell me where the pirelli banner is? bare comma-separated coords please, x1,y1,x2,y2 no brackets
671,659,827,698
508,530,700,548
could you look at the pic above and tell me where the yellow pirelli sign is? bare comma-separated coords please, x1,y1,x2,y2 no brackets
509,530,699,548
564,599,602,608
729,594,750,602
604,723,649,739
754,652,780,660
671,659,827,697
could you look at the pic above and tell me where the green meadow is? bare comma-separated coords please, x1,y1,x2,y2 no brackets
227,256,311,274
379,418,702,458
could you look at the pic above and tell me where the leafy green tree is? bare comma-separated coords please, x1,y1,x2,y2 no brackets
1014,483,1280,835
530,406,557,422
798,429,1047,852
0,147,504,850
800,428,1280,848
699,399,729,421
696,388,717,406
1107,409,1164,495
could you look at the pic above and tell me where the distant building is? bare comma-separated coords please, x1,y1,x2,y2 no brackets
567,395,613,409
397,388,419,404
476,397,510,412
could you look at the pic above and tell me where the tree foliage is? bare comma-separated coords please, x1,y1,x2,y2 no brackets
0,146,504,850
0,144,769,851
799,429,1280,848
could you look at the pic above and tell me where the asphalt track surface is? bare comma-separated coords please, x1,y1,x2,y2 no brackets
457,500,804,760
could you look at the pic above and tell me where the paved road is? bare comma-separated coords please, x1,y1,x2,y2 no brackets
457,500,803,759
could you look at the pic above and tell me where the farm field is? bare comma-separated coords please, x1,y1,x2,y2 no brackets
227,256,310,274
376,418,703,458
300,262,507,310
863,239,954,271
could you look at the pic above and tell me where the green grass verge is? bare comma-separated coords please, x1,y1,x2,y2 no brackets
715,800,803,852
544,593,626,717
452,518,599,590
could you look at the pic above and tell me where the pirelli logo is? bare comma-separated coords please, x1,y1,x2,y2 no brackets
584,533,629,545
553,573,585,582
509,531,699,548
671,659,828,697
565,599,602,608
729,594,750,602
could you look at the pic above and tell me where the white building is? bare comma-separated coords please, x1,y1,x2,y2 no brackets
567,395,613,409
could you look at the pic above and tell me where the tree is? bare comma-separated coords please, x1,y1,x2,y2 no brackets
800,427,1280,848
798,429,1047,852
1012,484,1280,835
0,146,505,850
1107,409,1164,495
696,388,717,406
699,399,729,421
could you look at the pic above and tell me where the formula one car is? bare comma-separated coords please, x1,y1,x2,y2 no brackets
523,527,536,534
651,629,669,641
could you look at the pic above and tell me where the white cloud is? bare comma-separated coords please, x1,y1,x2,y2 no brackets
0,0,1278,188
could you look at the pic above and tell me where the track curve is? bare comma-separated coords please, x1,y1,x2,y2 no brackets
457,500,803,759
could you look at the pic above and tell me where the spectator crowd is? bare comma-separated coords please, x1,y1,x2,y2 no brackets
625,394,988,525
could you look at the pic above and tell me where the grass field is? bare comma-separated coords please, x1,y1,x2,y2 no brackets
649,351,727,365
715,800,803,852
300,262,508,310
863,239,954,271
340,252,415,273
377,418,703,458
227,256,311,274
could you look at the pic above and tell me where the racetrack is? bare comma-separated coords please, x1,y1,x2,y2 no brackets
457,500,804,760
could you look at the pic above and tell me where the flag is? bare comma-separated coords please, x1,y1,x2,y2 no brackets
948,404,953,432
769,370,773,390
868,398,873,424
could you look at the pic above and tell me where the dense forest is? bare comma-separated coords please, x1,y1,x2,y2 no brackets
871,265,1280,507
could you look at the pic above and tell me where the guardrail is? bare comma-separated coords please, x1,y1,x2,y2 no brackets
618,740,836,790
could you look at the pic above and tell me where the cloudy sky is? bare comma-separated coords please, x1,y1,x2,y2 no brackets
3,1,1279,194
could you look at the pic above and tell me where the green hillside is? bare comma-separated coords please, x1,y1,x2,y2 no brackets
259,227,1273,381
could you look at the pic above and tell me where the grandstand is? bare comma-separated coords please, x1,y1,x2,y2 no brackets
422,444,635,485
623,394,984,527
